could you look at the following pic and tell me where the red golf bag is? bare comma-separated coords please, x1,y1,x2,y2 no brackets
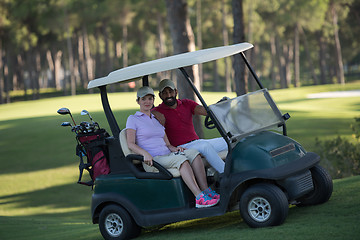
76,129,110,186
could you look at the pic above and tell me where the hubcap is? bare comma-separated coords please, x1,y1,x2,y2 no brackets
248,197,271,222
105,213,123,237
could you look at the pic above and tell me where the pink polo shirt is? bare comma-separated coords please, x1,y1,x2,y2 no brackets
126,111,171,157
153,99,199,147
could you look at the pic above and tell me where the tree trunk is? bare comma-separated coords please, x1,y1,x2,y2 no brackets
283,44,292,88
213,60,219,91
83,26,94,84
196,0,203,91
34,50,41,99
122,22,130,91
95,29,102,78
246,0,254,91
65,8,76,96
46,50,55,88
221,0,231,92
232,0,247,96
294,24,300,87
0,40,3,104
270,35,277,89
54,50,63,91
276,37,287,88
102,22,114,92
299,25,318,85
317,30,328,84
25,50,36,100
165,0,203,138
331,4,345,85
3,57,10,103
156,12,167,81
78,32,87,88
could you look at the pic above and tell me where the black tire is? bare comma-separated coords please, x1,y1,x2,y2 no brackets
99,204,141,240
297,165,333,206
240,183,289,228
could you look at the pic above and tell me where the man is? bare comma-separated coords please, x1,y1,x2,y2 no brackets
152,79,226,173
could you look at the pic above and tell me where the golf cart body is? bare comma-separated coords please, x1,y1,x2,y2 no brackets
87,43,332,239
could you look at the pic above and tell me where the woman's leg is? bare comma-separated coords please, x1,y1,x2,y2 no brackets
179,161,202,197
190,155,209,191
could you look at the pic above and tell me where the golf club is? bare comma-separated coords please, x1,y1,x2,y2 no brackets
81,110,93,121
81,109,99,128
61,121,72,127
57,107,76,125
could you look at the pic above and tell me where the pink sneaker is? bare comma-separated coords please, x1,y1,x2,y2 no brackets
196,193,219,208
206,187,220,200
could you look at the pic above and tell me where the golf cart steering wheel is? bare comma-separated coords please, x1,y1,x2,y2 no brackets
204,115,216,129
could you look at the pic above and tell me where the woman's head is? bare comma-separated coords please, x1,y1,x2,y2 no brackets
137,86,155,99
136,86,155,111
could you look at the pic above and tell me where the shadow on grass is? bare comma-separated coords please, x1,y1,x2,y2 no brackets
0,182,92,212
0,109,136,175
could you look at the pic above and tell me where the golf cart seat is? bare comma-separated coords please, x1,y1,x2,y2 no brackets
119,129,181,177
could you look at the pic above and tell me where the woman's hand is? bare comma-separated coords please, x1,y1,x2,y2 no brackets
143,152,153,166
169,145,185,153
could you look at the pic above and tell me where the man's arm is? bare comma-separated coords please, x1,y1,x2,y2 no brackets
151,110,166,126
194,105,208,116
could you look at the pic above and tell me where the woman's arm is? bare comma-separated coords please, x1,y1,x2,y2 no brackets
164,133,185,153
126,128,153,166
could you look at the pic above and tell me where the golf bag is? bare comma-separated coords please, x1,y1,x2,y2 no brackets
76,129,110,186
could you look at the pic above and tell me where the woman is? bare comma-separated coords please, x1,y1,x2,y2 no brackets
126,86,220,208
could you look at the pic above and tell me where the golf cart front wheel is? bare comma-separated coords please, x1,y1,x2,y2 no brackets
99,204,141,240
296,164,333,206
240,183,288,228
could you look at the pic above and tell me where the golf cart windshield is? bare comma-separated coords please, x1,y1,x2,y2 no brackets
209,89,285,145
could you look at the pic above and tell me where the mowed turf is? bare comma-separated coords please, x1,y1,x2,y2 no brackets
0,82,359,239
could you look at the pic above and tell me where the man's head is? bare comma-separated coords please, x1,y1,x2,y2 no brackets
159,79,177,107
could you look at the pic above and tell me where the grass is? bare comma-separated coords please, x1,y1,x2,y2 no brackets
0,82,360,239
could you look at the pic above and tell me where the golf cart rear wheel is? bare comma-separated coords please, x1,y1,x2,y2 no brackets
99,204,141,240
296,164,333,206
240,183,288,228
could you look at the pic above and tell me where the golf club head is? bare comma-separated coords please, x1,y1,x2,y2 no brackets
81,110,89,116
61,122,72,127
81,109,93,121
57,107,71,115
57,107,76,125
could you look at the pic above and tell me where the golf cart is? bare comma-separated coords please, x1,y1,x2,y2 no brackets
87,43,333,239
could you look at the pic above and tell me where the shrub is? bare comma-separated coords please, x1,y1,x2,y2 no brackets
315,117,360,179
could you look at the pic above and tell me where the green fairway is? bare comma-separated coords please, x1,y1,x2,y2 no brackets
0,82,359,239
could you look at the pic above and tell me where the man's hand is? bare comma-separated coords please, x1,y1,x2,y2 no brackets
152,110,166,125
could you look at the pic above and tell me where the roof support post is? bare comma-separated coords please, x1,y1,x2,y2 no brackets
100,86,120,137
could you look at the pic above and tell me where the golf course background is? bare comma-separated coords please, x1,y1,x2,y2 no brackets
0,82,359,239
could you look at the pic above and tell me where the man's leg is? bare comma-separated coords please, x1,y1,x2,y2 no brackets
181,140,225,173
202,137,228,152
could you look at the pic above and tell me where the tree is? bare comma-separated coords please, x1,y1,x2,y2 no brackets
165,0,203,138
330,1,345,85
232,0,247,96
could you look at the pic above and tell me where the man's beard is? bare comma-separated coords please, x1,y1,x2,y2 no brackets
164,97,176,106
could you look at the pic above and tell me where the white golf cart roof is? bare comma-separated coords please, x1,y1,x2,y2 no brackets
88,42,253,89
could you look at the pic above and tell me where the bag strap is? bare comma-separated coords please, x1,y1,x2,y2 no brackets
76,144,94,186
